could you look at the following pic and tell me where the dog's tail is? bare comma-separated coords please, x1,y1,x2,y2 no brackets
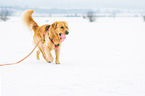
22,9,39,31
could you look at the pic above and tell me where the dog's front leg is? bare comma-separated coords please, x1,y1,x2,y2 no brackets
55,47,60,64
44,47,54,63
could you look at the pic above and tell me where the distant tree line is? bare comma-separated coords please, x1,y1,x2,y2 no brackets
0,7,12,21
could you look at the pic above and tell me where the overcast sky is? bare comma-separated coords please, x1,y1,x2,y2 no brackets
0,0,145,9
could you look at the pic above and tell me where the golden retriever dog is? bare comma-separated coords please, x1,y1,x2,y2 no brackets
22,10,69,64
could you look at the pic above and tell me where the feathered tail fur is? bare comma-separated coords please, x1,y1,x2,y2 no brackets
22,9,39,31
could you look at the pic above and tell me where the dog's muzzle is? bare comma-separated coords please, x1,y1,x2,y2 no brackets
59,31,69,36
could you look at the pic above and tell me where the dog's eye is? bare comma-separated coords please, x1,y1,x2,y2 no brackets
66,26,69,29
60,26,64,29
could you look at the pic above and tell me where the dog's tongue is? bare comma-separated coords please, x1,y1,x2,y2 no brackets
59,34,66,42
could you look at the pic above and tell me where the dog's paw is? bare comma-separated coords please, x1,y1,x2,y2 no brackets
55,61,60,64
49,57,54,62
46,57,53,63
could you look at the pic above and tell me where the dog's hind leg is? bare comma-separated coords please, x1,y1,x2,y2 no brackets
34,37,48,62
36,50,40,60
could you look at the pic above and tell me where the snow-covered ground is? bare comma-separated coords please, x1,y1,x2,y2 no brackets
0,17,145,96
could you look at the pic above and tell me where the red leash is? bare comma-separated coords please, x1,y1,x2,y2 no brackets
0,31,47,66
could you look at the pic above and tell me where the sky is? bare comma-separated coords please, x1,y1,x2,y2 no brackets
0,0,145,9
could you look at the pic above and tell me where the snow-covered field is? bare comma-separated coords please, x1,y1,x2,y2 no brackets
0,17,145,96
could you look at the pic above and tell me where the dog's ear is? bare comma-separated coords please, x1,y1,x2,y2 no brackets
52,22,58,29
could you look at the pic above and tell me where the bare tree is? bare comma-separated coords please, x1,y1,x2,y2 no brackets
0,7,10,21
87,11,96,22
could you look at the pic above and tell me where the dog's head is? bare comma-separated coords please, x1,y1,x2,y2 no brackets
51,21,69,42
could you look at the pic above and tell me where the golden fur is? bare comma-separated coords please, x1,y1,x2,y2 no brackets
22,9,69,64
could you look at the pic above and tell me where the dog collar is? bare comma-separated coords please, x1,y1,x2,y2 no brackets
49,37,60,48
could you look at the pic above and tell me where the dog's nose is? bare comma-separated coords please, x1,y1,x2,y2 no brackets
65,31,69,35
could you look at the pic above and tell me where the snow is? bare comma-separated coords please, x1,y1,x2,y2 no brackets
0,17,145,96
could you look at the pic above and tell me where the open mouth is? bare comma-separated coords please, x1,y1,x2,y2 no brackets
59,33,66,42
